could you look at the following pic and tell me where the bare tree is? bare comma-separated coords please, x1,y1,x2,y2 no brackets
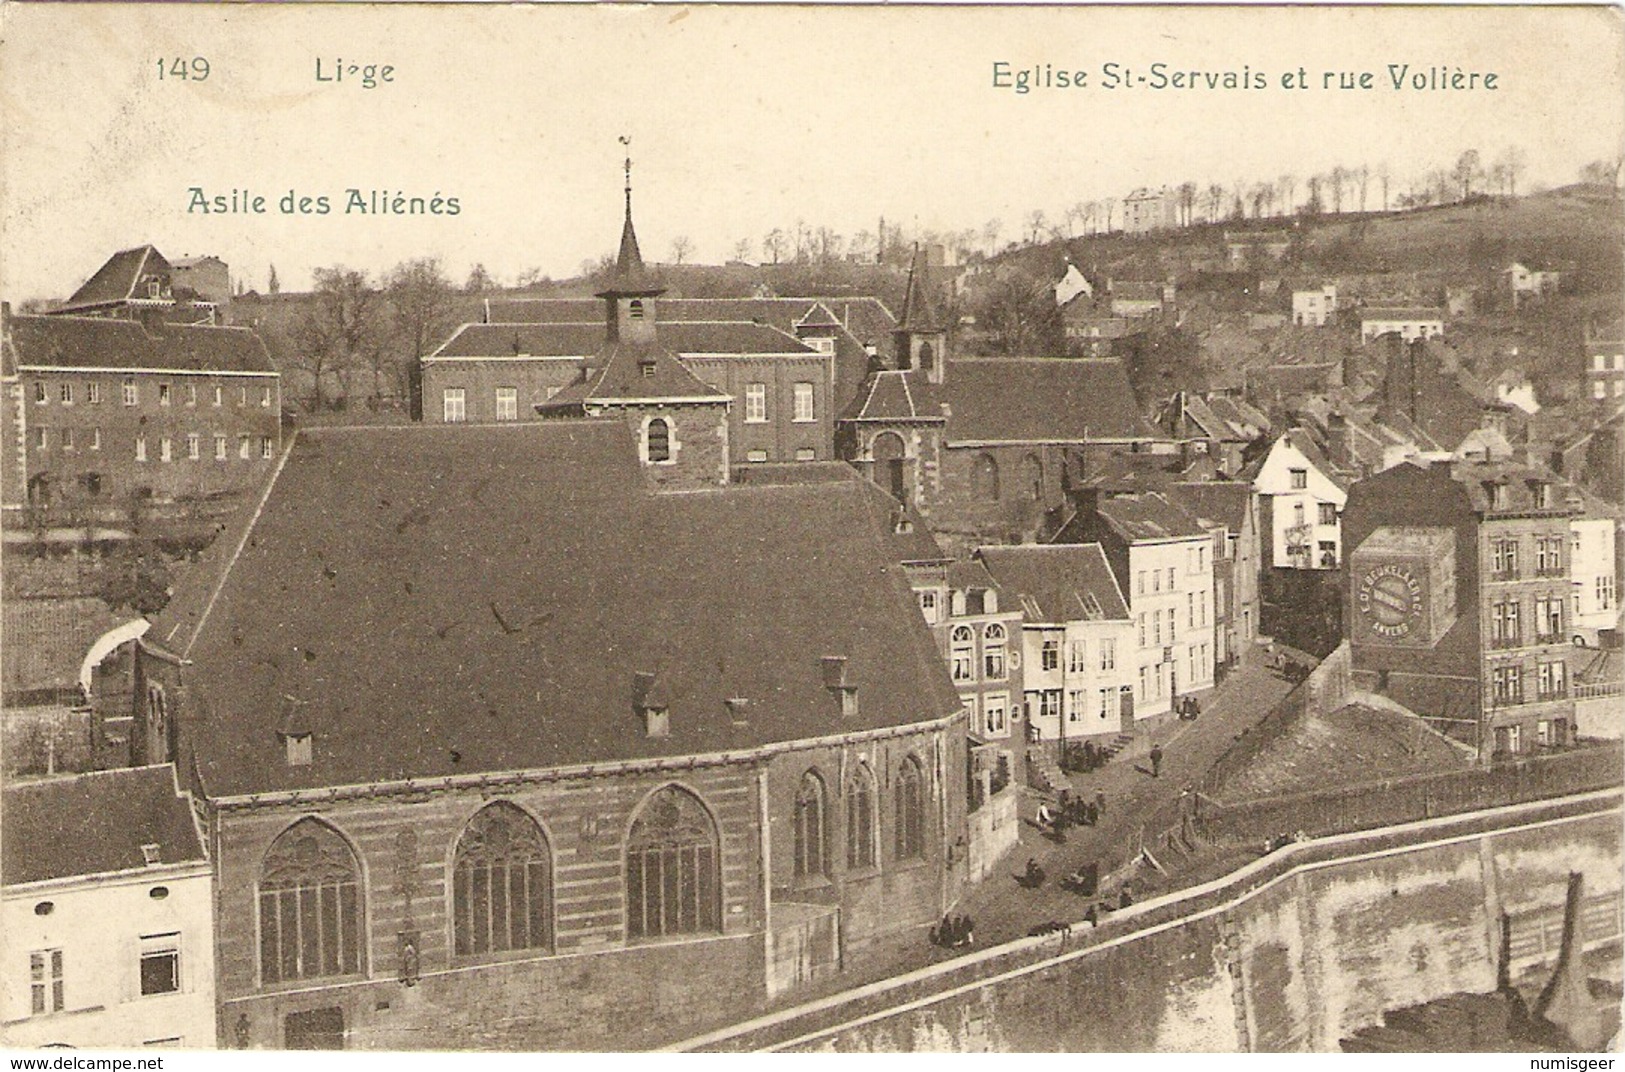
1178,182,1198,227
267,264,280,295
977,269,1062,354
1329,167,1347,214
669,235,694,265
1205,184,1225,223
762,228,786,265
1026,210,1048,245
1102,197,1117,233
1356,165,1371,212
1498,146,1528,197
296,267,386,410
384,258,458,407
1376,162,1392,211
1278,174,1297,218
464,263,495,293
982,218,1002,254
1453,149,1482,200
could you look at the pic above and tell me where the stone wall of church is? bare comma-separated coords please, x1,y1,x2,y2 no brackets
929,444,1071,558
763,721,967,956
210,761,767,1050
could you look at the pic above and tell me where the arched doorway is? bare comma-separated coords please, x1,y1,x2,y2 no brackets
871,432,907,505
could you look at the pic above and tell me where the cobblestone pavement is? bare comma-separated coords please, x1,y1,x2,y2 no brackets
950,657,1299,947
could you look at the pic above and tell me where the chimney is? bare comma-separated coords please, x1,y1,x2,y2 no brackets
1327,411,1349,465
821,656,858,718
632,671,670,738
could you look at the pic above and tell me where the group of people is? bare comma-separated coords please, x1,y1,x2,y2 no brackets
930,912,976,950
1035,788,1106,838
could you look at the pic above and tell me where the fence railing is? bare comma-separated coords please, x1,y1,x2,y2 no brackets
1188,745,1624,848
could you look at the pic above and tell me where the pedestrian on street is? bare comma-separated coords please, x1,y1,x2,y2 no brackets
1150,744,1163,778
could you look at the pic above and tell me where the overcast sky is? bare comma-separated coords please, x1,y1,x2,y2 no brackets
1,3,1620,299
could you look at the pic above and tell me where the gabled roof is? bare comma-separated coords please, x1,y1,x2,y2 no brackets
59,245,171,310
1451,458,1579,514
7,314,275,373
1091,491,1208,542
941,358,1154,443
2,766,206,886
841,369,942,423
431,321,814,360
537,340,729,410
1244,427,1351,491
793,302,843,331
143,423,961,797
729,462,948,565
1204,395,1271,439
975,543,1130,624
1167,481,1252,534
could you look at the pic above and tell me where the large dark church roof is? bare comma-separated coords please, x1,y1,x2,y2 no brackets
144,422,961,797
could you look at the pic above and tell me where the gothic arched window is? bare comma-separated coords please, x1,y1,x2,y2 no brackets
626,786,720,940
258,819,363,984
452,803,552,957
845,764,878,869
645,418,671,463
793,772,827,880
974,453,1000,501
1022,453,1043,501
895,756,926,860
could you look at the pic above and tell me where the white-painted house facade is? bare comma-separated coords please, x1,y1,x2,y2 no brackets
1572,514,1619,643
1,766,215,1049
1291,285,1337,327
976,544,1137,744
1248,430,1349,570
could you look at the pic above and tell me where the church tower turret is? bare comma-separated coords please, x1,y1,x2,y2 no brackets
597,139,664,346
892,245,948,385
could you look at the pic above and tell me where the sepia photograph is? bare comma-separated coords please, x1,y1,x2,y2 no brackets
0,1,1621,1055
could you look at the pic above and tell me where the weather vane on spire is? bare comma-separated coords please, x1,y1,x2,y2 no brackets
619,135,632,215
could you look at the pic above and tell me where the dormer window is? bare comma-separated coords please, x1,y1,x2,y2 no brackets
141,843,162,866
285,733,313,766
628,299,645,320
1489,482,1508,510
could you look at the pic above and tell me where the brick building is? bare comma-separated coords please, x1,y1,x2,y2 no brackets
422,193,850,470
132,420,967,1049
838,251,1161,556
1343,457,1583,759
1,306,281,514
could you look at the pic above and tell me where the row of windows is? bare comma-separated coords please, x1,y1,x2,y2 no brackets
746,448,817,463
1592,380,1625,399
132,434,274,462
950,623,1006,683
1489,596,1565,645
793,758,928,880
33,379,272,409
1026,687,1118,725
1287,501,1339,527
1490,536,1566,578
970,452,1043,503
32,429,271,460
1489,658,1568,705
440,383,819,425
744,382,817,424
964,692,1010,737
26,934,180,1019
253,770,931,986
1590,353,1625,372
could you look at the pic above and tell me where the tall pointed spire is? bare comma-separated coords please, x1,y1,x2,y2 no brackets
600,136,663,299
897,244,942,332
